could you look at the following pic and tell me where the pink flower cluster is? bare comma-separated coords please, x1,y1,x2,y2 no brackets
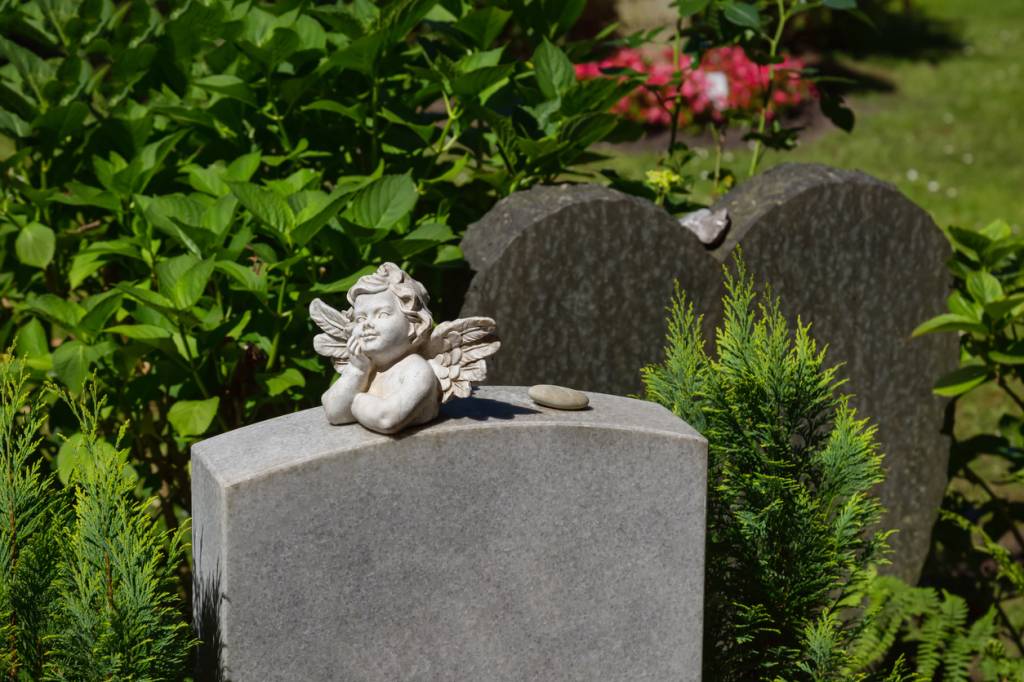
575,46,815,128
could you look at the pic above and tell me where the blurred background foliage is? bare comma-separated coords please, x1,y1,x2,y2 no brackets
597,0,1024,231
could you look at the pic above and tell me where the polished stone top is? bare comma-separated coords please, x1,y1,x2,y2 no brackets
192,385,705,489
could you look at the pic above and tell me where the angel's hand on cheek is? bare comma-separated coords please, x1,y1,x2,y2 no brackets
346,333,372,374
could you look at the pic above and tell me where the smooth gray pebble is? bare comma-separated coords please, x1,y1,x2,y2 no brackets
528,384,589,410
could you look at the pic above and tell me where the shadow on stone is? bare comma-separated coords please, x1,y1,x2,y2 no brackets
438,396,540,422
193,532,228,682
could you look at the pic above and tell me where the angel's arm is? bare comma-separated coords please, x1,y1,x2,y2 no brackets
321,370,370,425
321,338,373,425
350,357,437,434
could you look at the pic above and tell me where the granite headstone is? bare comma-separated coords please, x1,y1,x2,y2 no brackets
192,386,707,681
459,164,956,584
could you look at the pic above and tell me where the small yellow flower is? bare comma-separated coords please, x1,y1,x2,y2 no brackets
645,168,682,194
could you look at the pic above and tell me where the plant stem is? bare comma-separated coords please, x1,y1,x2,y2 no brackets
39,160,52,225
104,551,116,613
273,107,292,155
493,138,516,189
266,268,290,372
994,587,1024,656
178,324,210,398
177,323,229,431
712,123,724,194
369,72,380,172
7,507,18,678
434,93,455,158
267,334,281,373
43,3,69,48
265,68,292,155
425,93,459,181
748,0,789,178
667,18,685,155
963,462,1024,557
997,375,1024,414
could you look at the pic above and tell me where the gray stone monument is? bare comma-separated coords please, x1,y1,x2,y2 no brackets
459,164,956,584
192,386,707,681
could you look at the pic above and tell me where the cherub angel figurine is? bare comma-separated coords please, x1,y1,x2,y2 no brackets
309,262,500,434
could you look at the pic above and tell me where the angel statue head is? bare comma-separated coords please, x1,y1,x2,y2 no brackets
309,262,500,434
346,263,433,359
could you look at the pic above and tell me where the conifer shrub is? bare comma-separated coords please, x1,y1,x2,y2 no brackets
0,356,194,680
0,356,63,679
642,259,891,679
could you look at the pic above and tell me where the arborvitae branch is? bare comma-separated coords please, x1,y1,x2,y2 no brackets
46,383,196,680
0,356,195,681
0,356,63,679
645,257,1022,680
643,256,888,680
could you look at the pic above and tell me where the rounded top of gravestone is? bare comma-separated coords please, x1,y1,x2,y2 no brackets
191,386,705,489
709,162,918,260
460,183,697,273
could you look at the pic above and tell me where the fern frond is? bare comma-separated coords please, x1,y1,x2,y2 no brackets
850,574,1014,681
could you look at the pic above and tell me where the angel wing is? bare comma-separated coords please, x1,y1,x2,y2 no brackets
423,317,500,403
309,298,355,372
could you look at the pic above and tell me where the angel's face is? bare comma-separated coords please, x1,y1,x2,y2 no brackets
352,290,411,363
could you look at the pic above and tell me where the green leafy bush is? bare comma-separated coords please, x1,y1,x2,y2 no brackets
0,0,639,541
0,356,194,680
642,259,890,680
912,218,1024,662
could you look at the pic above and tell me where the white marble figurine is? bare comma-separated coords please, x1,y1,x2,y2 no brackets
310,263,500,434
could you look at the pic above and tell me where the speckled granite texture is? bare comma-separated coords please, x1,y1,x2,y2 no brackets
459,164,956,584
192,386,707,681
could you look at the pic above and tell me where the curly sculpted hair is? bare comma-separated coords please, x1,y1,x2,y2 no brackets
347,263,434,346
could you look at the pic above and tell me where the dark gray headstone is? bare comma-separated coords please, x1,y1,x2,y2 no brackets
460,164,956,584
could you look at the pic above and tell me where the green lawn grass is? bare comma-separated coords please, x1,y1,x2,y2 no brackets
596,0,1024,231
